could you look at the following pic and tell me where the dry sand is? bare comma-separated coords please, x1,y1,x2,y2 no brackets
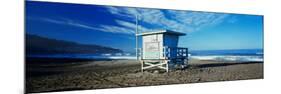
26,58,263,93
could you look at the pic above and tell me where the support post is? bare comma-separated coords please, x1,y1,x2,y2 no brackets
141,60,143,72
166,60,169,72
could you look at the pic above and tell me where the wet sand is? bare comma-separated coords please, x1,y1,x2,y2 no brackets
25,58,263,93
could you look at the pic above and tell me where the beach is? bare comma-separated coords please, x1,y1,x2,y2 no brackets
26,58,263,93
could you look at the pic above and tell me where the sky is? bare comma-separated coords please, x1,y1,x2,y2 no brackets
26,1,263,52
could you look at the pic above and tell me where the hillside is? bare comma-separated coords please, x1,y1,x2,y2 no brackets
25,34,123,54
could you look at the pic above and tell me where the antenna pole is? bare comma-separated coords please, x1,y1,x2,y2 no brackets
135,15,139,60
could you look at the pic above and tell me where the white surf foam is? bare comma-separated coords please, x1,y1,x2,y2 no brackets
191,55,263,62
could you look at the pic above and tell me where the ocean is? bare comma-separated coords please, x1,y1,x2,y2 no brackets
27,49,263,62
190,49,263,62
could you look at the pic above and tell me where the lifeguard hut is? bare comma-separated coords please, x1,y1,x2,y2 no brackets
137,30,188,72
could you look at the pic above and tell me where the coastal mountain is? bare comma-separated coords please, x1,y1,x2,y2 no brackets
26,34,123,54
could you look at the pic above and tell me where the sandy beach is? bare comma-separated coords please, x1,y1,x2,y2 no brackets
26,58,263,93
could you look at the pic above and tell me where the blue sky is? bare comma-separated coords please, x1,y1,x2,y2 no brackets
26,1,263,52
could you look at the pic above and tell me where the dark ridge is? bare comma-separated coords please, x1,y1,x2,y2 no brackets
25,34,123,54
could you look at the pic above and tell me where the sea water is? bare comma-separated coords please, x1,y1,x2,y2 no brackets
27,53,137,60
190,49,263,62
27,49,263,62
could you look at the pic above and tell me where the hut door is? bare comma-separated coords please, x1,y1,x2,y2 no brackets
144,42,160,59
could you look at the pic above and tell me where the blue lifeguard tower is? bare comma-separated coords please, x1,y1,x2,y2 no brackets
137,30,188,72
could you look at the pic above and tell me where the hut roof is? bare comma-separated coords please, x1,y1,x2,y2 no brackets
137,30,186,36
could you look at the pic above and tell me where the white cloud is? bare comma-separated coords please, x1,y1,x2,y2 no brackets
29,17,103,31
105,6,229,33
99,24,135,34
115,20,152,33
41,18,65,24
167,11,229,31
27,7,230,35
27,16,135,34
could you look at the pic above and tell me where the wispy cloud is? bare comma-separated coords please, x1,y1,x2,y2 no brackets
27,6,230,35
105,6,229,33
167,11,229,31
27,16,135,34
115,20,152,32
28,16,103,31
99,24,135,34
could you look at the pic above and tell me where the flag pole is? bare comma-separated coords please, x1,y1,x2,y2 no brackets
135,15,139,60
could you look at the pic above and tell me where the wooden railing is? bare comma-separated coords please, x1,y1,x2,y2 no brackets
163,46,188,59
137,46,188,60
